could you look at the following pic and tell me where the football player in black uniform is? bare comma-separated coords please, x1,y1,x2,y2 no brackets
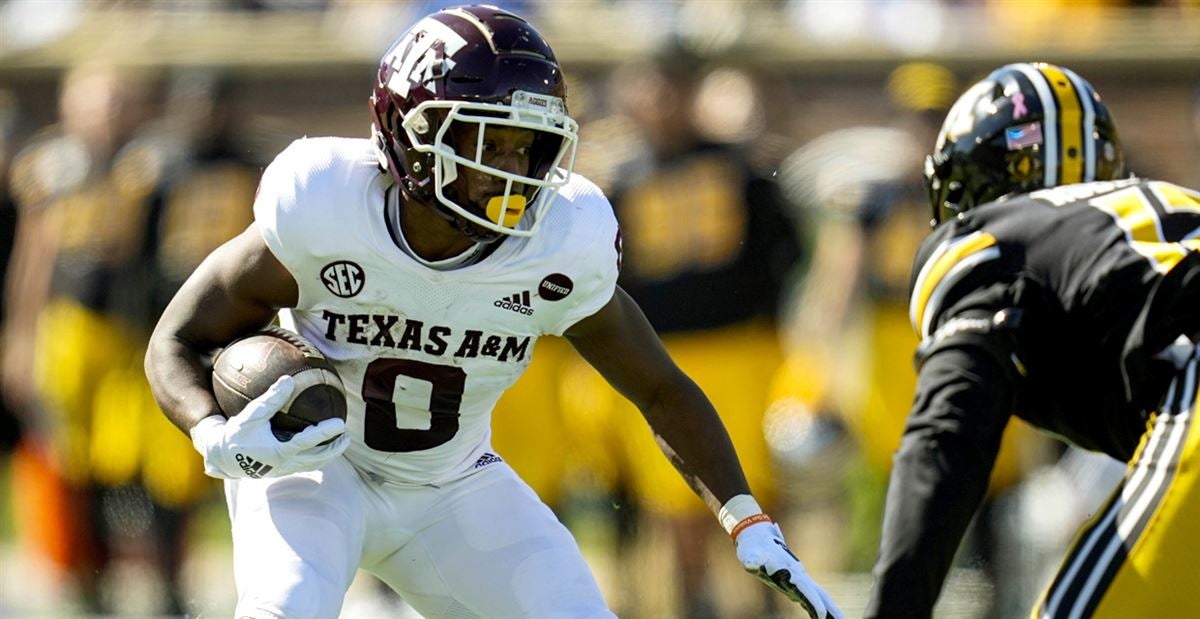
866,62,1200,618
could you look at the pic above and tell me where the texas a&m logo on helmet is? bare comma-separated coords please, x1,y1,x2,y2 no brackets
380,18,467,100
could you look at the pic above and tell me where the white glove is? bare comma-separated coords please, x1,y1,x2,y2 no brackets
191,375,350,479
735,519,844,619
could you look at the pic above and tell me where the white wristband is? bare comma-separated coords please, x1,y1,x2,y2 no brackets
719,494,764,535
190,415,226,454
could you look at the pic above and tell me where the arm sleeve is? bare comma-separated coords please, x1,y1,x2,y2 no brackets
864,342,1015,619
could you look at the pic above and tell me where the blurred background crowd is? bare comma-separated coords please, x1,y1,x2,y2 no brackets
0,1,1198,617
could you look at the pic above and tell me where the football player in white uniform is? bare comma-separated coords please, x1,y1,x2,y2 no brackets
145,6,842,619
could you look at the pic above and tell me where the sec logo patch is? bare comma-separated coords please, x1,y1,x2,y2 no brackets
321,261,365,298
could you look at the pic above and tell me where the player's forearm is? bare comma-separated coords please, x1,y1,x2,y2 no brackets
865,346,1012,618
640,375,752,515
144,227,298,436
145,330,224,435
866,430,991,618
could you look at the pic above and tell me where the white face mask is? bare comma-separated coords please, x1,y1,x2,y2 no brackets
400,90,579,238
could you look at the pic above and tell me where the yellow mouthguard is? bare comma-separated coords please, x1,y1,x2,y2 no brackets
485,194,528,227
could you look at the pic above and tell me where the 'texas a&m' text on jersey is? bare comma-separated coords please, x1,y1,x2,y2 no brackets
868,178,1200,616
253,137,620,486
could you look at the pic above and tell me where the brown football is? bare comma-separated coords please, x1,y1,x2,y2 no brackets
211,326,347,441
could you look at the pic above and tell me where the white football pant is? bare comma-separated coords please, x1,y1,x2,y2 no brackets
225,456,614,618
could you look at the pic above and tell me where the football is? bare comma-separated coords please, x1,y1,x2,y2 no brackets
211,326,347,441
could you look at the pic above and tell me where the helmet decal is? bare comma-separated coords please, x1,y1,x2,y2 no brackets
1011,91,1028,119
1004,122,1043,150
1007,150,1041,184
383,19,468,99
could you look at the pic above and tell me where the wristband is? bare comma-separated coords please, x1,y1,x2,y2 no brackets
719,494,765,535
730,513,773,541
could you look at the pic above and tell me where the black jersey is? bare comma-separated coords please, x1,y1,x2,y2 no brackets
867,178,1200,618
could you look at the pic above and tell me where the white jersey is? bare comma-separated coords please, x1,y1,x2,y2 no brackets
254,137,619,485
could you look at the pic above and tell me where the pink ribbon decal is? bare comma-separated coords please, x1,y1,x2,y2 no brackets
1012,92,1028,119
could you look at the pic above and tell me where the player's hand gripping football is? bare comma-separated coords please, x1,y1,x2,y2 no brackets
735,519,844,619
191,376,349,479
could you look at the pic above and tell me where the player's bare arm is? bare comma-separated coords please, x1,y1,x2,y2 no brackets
567,286,843,618
566,286,750,513
145,223,298,434
147,222,346,481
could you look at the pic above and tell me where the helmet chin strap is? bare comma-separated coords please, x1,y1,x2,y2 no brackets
428,204,499,243
397,179,502,244
450,214,501,243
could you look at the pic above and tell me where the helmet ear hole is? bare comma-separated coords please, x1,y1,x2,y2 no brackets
404,147,431,181
940,180,966,223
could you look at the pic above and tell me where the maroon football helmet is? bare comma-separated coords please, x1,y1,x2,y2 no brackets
370,5,579,238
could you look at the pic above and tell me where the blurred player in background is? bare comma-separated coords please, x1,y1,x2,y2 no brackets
592,44,803,619
1,62,211,615
146,70,261,322
145,6,841,619
867,62,1200,618
770,64,942,575
135,69,262,612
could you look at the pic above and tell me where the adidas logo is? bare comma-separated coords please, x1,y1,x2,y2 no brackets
494,290,534,315
472,452,503,469
235,453,273,478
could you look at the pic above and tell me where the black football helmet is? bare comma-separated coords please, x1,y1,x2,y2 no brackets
370,5,579,238
925,62,1125,225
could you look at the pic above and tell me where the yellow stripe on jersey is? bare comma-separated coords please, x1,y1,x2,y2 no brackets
1095,188,1164,244
909,231,1000,338
1092,183,1200,273
1152,182,1200,214
1130,241,1193,273
1040,64,1084,185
